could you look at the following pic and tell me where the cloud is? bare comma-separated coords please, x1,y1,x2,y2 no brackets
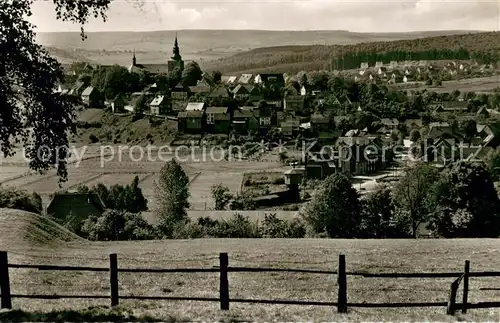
30,0,499,32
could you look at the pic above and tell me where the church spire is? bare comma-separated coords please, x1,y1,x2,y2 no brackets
171,32,182,61
132,49,136,66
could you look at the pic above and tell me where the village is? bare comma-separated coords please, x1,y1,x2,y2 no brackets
56,35,500,184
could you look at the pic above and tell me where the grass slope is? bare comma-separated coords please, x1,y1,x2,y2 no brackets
0,208,83,250
205,31,500,74
73,110,176,145
5,238,500,320
36,29,482,66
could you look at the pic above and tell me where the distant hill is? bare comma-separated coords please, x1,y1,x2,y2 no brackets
36,29,484,66
203,31,500,74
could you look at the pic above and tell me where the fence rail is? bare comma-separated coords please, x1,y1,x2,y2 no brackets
1,251,500,315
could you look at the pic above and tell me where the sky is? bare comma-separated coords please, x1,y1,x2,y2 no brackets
30,0,500,32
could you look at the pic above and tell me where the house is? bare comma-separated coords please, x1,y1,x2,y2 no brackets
377,67,388,75
280,116,301,137
199,72,215,87
81,86,100,108
68,81,86,97
388,71,403,84
254,73,285,89
178,110,204,134
149,95,169,115
209,86,231,99
188,85,211,96
232,106,260,134
335,136,386,175
46,192,105,226
205,107,230,133
238,74,254,85
428,122,453,139
257,104,276,131
380,118,400,129
360,62,369,69
54,83,69,94
248,86,265,102
284,94,305,113
405,118,423,129
185,102,205,112
232,84,250,99
110,95,126,113
310,113,332,134
220,76,237,86
124,93,142,112
375,61,384,68
300,85,307,96
171,84,188,101
432,101,470,114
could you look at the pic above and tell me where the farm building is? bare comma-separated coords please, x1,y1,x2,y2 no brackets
205,106,230,133
149,95,169,115
178,110,204,133
81,86,100,108
45,192,105,228
232,106,260,134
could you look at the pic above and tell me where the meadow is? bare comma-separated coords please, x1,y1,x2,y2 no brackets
1,208,500,321
0,143,289,216
391,75,500,93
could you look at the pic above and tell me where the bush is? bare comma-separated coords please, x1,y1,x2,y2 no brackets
279,152,288,164
0,187,43,214
214,213,262,238
229,194,257,210
272,177,285,185
261,213,306,238
81,209,155,241
75,121,102,129
89,134,99,143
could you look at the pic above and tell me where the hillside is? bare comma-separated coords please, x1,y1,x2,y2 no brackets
36,29,483,66
0,208,83,250
203,31,500,74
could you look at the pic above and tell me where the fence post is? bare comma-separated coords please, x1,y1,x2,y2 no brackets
462,260,470,314
219,252,229,310
446,280,459,315
110,253,119,307
337,254,347,313
0,251,12,309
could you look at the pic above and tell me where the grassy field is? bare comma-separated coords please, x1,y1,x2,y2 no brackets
0,143,289,215
1,208,500,321
391,75,500,93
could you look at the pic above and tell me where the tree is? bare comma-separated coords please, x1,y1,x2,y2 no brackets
181,61,203,87
427,161,500,237
460,119,477,144
156,159,190,229
81,209,154,241
0,0,114,182
81,177,148,213
393,163,439,237
485,147,500,181
360,184,405,238
211,184,233,210
102,65,130,99
300,173,361,237
212,70,222,84
409,129,421,142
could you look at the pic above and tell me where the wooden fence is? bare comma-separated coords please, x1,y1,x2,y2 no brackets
1,251,500,316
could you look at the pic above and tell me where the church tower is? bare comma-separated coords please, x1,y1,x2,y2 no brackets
132,49,137,66
168,33,184,73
